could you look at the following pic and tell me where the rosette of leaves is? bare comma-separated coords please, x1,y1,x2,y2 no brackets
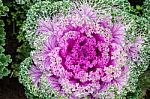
0,0,12,79
19,0,150,98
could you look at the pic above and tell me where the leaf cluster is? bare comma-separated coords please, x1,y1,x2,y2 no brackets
0,0,12,79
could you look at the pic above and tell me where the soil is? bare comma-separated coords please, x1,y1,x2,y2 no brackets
128,0,145,6
0,77,27,99
146,90,150,99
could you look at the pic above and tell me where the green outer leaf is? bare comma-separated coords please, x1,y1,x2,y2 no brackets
127,87,144,99
15,0,58,5
15,0,41,5
22,0,70,48
19,57,67,99
143,0,150,21
102,0,150,94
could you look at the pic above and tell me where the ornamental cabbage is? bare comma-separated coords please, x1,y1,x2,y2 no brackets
19,0,150,99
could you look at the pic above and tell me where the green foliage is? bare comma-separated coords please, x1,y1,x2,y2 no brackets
1,0,30,77
127,87,144,99
2,0,41,77
136,5,142,11
139,70,150,90
15,0,41,5
114,0,149,18
10,42,31,77
0,0,12,79
142,0,150,20
117,0,150,97
0,0,9,16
